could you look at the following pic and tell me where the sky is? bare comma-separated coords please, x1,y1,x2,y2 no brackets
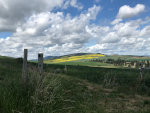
0,0,150,59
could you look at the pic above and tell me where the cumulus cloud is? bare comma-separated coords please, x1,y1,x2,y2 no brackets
70,0,83,10
0,5,101,59
0,1,150,59
88,17,150,56
0,0,83,32
111,18,122,25
112,4,145,25
62,0,83,10
117,4,145,19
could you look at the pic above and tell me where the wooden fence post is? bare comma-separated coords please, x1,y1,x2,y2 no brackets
38,53,43,75
22,49,28,84
139,64,144,83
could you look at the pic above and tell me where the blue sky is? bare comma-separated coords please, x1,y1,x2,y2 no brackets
0,32,12,38
0,0,150,58
61,0,150,24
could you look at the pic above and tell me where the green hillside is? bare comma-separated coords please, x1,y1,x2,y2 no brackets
1,56,150,113
44,53,105,63
44,54,150,69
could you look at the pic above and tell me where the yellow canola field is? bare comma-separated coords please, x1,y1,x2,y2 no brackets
46,54,105,63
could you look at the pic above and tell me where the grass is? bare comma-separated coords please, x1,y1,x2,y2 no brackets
55,61,124,68
1,57,150,113
94,55,150,62
0,58,70,113
45,64,150,91
44,64,150,112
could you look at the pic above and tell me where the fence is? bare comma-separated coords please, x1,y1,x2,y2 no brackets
22,49,43,84
22,49,149,85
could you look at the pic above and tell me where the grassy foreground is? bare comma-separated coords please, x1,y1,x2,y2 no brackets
0,57,150,113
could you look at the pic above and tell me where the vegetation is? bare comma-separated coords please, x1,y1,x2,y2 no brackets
0,56,150,113
90,55,150,68
44,54,150,69
93,55,150,62
45,53,104,63
55,61,122,68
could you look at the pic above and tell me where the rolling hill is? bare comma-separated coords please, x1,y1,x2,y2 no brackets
43,53,150,68
44,53,105,63
0,55,150,113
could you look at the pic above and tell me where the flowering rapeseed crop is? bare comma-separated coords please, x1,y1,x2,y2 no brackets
46,54,105,63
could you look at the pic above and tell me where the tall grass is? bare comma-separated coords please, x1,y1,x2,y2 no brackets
45,64,150,95
1,58,150,113
0,58,73,113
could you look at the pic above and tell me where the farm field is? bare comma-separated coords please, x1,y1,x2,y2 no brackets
44,53,122,68
94,55,150,61
44,53,150,69
44,53,105,63
44,54,150,63
52,61,123,68
0,56,150,113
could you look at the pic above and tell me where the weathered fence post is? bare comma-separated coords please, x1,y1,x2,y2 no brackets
139,64,144,83
38,53,43,76
22,49,28,84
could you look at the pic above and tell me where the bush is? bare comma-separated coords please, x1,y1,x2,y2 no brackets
16,58,23,63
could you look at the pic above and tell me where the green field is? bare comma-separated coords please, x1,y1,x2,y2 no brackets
1,56,150,113
44,54,150,69
94,55,150,61
53,61,123,68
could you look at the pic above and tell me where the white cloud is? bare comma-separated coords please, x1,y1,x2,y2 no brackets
112,4,145,25
88,17,150,56
0,0,84,32
111,18,122,25
0,1,150,58
70,0,83,10
117,4,145,19
0,5,101,59
101,32,120,43
63,0,83,10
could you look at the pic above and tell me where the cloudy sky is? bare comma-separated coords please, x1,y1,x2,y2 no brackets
0,0,150,59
